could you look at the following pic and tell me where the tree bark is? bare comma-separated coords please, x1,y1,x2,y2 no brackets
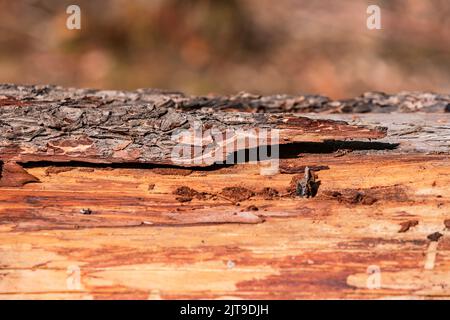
0,84,449,299
1,84,449,113
0,85,384,177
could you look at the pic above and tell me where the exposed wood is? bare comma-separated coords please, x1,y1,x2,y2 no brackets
1,84,449,113
0,85,384,170
0,85,449,299
0,153,448,299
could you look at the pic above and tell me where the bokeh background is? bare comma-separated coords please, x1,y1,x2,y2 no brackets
0,0,449,98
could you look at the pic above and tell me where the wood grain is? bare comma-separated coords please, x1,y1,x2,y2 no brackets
0,151,448,299
0,86,448,299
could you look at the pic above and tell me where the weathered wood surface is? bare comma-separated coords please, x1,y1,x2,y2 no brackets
1,84,449,113
0,153,448,299
0,85,449,299
0,85,384,170
307,113,450,154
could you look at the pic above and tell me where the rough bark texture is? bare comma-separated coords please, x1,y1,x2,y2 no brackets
0,84,384,168
1,84,449,113
0,84,449,300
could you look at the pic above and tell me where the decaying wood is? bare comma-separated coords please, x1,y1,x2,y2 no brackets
0,85,385,186
0,85,384,165
307,113,450,154
0,153,448,299
0,84,448,299
1,84,449,113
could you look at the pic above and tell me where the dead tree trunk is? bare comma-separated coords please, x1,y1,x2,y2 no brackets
0,84,449,299
0,84,385,186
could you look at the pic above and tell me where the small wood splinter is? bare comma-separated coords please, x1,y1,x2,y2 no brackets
80,208,93,215
296,166,320,198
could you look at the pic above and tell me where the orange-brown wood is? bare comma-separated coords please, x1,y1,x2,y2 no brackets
0,152,448,299
0,86,448,299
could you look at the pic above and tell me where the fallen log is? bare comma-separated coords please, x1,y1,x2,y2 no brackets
0,85,449,299
1,84,448,113
0,85,385,186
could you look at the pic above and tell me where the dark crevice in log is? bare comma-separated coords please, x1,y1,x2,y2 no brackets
224,140,399,162
14,140,398,170
251,140,398,159
18,160,233,172
0,138,398,187
1,84,449,113
0,85,386,167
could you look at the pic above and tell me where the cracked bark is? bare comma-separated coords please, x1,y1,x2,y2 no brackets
0,85,386,186
1,84,449,113
0,85,449,299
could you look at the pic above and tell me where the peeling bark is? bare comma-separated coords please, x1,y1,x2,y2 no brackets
0,85,449,299
0,85,384,169
1,84,448,113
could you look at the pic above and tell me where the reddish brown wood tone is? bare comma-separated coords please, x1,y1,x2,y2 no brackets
0,85,448,299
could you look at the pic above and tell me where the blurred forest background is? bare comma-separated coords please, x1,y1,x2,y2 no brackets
0,0,449,98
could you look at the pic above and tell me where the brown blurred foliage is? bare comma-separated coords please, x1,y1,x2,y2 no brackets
0,0,449,98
